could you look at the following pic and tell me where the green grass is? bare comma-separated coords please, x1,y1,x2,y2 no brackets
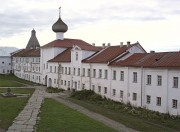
0,79,25,87
0,74,36,86
46,87,64,93
37,98,116,132
70,90,180,132
0,88,35,130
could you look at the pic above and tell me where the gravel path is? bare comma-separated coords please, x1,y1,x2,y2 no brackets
52,94,138,132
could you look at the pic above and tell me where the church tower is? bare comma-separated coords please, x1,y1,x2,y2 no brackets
26,29,40,49
52,7,68,40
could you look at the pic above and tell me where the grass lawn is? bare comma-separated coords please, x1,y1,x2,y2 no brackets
69,98,180,132
37,98,116,132
0,79,25,87
0,88,35,130
0,74,36,86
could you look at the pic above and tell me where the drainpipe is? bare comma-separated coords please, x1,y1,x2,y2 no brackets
110,66,112,99
90,63,92,90
141,66,143,107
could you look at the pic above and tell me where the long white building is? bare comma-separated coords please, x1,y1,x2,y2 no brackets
12,8,180,115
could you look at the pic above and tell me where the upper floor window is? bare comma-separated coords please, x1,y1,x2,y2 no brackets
93,69,96,78
120,71,124,81
87,69,90,77
78,68,80,76
76,52,78,61
73,68,76,75
104,70,108,79
68,67,71,75
50,66,52,72
133,72,137,83
113,70,116,80
82,68,85,76
147,75,151,85
157,75,162,86
61,67,64,74
65,67,67,74
99,69,102,78
173,77,178,88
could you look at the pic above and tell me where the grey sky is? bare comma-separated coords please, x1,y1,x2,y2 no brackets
0,0,180,52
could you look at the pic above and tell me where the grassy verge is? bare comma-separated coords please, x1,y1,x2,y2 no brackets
46,87,64,93
37,98,116,132
0,74,36,86
69,90,180,132
0,88,35,130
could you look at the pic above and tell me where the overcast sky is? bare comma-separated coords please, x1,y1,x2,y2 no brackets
0,0,180,52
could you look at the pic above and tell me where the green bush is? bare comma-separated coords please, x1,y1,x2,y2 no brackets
46,87,64,93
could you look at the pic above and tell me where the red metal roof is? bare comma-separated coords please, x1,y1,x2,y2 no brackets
48,48,72,62
12,49,40,57
42,39,101,51
83,45,133,63
111,52,180,68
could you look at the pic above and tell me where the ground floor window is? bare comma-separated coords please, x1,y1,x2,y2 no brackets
172,99,177,109
112,89,116,96
104,87,107,94
146,95,151,104
98,86,101,93
133,93,137,101
156,97,161,106
120,90,123,98
92,85,95,91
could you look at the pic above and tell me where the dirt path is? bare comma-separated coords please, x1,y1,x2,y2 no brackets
52,95,138,132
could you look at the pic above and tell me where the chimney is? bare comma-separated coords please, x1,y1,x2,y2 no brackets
92,43,95,46
120,42,123,47
102,43,106,48
127,41,130,47
107,43,111,46
150,50,155,53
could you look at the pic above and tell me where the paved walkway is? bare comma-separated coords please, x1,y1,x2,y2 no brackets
7,86,46,132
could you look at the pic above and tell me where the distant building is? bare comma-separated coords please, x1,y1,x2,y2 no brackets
0,47,18,74
12,8,180,115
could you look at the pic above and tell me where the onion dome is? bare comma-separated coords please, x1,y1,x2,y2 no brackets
52,7,68,33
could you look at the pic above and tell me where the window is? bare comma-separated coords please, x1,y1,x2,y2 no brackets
113,70,116,80
73,68,76,75
99,69,102,78
98,86,101,93
92,85,95,91
44,64,45,69
120,90,123,98
68,81,70,87
54,66,56,73
147,75,151,85
64,81,66,86
82,84,85,89
157,97,161,106
146,95,151,104
133,72,137,83
120,71,124,81
78,68,80,76
112,89,116,96
133,93,137,101
54,79,56,84
61,67,64,74
173,77,178,88
76,52,78,61
2,61,4,64
104,87,107,94
157,75,162,86
104,70,108,79
68,67,71,75
50,66,52,72
61,80,63,85
65,67,67,74
82,68,85,76
172,99,177,109
46,63,48,69
87,69,90,77
93,69,96,78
